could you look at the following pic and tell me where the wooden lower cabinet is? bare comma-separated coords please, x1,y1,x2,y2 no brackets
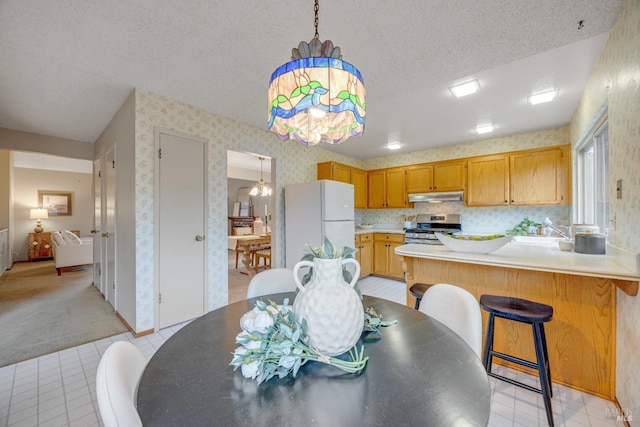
373,233,404,279
354,233,373,278
401,255,620,399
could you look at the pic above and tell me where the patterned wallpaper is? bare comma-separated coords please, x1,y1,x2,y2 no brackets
570,0,640,419
133,89,359,330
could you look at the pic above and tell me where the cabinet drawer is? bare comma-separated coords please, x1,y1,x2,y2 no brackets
359,233,373,242
374,233,404,243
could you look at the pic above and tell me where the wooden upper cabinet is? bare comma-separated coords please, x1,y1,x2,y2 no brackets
330,163,351,183
466,154,509,206
367,170,386,208
433,161,465,192
385,168,408,208
350,168,368,209
510,147,566,205
317,161,367,208
405,164,433,193
367,168,410,208
465,145,571,207
405,161,464,194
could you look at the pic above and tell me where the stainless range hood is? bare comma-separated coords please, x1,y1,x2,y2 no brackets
408,191,464,203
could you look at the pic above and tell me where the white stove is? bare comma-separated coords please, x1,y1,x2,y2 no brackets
404,214,462,244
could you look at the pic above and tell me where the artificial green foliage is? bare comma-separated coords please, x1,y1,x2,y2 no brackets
506,217,542,235
230,299,369,384
299,236,358,288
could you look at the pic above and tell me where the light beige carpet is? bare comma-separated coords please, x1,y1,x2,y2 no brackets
0,261,128,367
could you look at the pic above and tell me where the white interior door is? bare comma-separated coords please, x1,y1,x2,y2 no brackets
92,159,103,293
158,132,206,329
105,148,116,308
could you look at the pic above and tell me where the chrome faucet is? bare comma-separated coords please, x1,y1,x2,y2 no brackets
547,224,571,239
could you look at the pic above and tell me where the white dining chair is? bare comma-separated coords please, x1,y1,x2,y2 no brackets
96,341,147,427
418,283,483,358
247,268,297,298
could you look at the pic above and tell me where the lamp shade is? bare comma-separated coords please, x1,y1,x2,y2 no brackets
268,57,365,146
30,208,49,219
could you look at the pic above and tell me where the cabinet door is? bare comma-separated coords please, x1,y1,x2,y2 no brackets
359,240,373,278
332,163,351,184
466,155,509,206
510,148,563,205
433,161,465,191
373,240,388,275
388,242,405,279
385,168,407,208
406,164,433,193
367,170,386,208
351,169,368,209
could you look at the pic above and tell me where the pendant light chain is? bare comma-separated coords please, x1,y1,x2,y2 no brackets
314,0,319,40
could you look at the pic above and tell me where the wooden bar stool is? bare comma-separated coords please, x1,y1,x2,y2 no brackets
480,295,554,427
408,283,432,310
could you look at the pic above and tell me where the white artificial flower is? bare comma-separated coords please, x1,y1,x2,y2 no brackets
240,307,274,333
241,360,260,379
252,310,274,333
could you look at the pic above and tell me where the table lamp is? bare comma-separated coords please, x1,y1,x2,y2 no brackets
29,208,49,233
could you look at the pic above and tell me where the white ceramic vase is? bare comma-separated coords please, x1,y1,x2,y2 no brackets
292,257,363,356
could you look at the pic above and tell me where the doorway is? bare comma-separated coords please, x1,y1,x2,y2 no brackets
226,150,273,303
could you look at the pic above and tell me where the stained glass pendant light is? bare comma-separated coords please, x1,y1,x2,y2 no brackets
267,0,366,146
250,157,272,197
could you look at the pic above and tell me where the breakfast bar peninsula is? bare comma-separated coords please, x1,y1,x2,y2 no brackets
395,240,640,400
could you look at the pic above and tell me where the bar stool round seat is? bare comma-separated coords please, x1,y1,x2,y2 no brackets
480,294,555,427
480,295,553,323
408,283,432,310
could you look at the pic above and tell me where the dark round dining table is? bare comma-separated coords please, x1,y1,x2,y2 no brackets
137,293,491,426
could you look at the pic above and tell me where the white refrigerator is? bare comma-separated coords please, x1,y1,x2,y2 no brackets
285,180,355,268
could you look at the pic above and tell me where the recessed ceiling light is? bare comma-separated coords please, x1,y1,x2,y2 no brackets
386,142,402,150
527,90,558,105
449,80,480,98
475,124,495,134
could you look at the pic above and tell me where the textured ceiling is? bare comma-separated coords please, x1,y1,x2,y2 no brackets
0,1,623,160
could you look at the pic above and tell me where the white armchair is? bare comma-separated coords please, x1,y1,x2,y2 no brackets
51,231,93,275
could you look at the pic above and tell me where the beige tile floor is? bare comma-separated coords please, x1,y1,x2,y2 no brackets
0,276,625,426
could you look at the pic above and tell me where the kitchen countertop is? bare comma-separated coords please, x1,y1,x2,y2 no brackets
355,228,404,235
395,241,640,285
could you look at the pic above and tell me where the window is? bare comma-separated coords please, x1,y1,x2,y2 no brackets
577,108,609,235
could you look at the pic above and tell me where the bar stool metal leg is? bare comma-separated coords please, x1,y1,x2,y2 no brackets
482,313,495,372
534,323,554,426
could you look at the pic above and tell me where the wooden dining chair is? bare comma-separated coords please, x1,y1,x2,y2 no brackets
418,283,483,358
96,341,147,427
247,268,297,298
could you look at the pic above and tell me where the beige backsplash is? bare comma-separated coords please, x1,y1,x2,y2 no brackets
357,203,571,234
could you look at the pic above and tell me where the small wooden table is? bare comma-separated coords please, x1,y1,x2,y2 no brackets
235,235,271,275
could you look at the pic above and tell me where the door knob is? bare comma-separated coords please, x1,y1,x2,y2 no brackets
195,235,205,241
90,229,100,234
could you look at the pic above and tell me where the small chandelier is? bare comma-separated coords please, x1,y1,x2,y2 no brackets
250,157,272,197
267,0,366,146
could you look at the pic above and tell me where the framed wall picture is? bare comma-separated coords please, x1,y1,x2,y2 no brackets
38,190,73,216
